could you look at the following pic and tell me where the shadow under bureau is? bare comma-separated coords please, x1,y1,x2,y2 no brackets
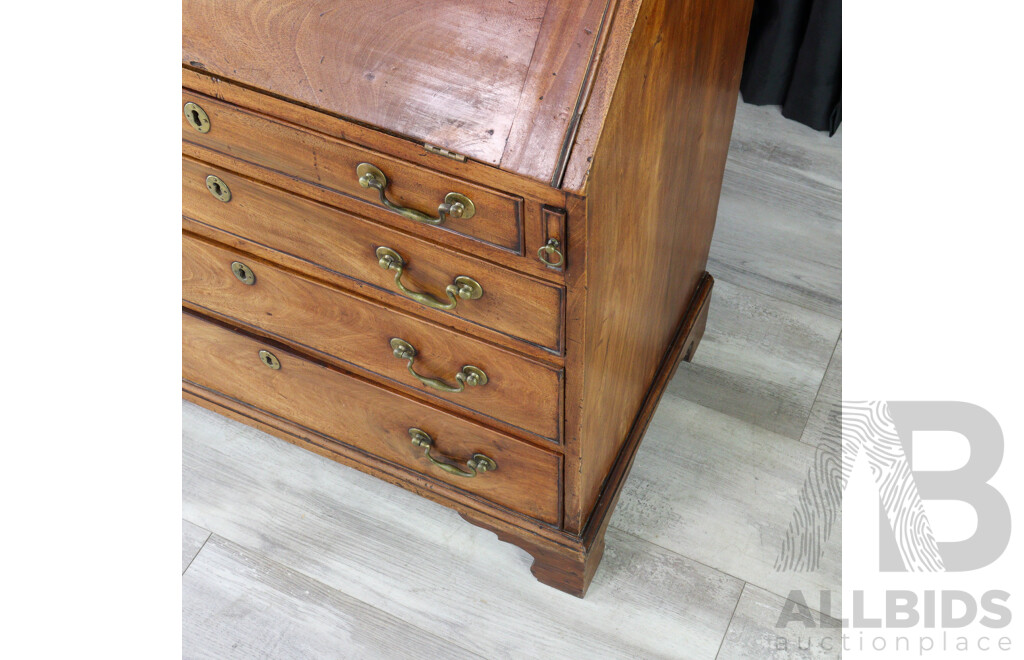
182,0,753,597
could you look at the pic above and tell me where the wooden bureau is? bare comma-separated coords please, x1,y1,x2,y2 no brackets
182,0,753,596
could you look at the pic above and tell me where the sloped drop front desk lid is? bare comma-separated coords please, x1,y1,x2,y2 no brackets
183,0,611,185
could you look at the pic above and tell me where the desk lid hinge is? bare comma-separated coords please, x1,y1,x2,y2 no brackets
424,143,467,162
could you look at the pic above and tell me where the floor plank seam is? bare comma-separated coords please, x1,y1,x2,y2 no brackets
710,270,842,323
182,522,212,576
714,581,748,660
184,531,487,659
606,519,831,613
792,332,843,444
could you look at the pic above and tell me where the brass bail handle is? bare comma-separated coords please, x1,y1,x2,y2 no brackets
356,163,475,226
537,238,565,269
375,246,483,311
390,338,487,393
408,428,497,478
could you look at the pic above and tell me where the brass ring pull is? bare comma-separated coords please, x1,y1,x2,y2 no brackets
357,163,475,226
375,246,483,310
537,238,565,269
390,338,487,393
408,428,497,478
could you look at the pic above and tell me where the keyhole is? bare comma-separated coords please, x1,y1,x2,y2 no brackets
258,349,280,369
191,108,202,128
206,175,231,202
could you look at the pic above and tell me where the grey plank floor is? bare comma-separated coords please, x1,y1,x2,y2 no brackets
182,98,842,659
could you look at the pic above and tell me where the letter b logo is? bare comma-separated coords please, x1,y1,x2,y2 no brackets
883,402,1010,571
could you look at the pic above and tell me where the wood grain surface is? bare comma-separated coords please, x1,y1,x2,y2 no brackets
666,279,840,441
183,401,746,659
183,311,561,523
183,534,482,659
499,0,611,184
181,0,756,597
182,520,210,574
610,394,842,609
182,26,845,637
182,232,562,441
182,91,524,252
180,67,569,207
568,0,754,530
709,100,842,319
181,157,564,353
183,0,606,181
717,583,841,659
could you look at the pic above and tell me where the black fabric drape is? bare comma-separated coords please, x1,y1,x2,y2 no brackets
740,0,842,135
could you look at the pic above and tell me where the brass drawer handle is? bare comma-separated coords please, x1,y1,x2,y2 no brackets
375,246,483,310
357,163,475,226
390,338,487,393
408,428,497,478
537,238,564,269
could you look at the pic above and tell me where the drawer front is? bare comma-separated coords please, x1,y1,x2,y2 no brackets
183,234,561,441
182,90,523,253
182,158,563,352
182,311,560,524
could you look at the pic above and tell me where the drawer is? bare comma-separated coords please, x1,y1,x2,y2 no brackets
182,311,561,524
182,157,563,352
182,90,523,253
183,233,561,442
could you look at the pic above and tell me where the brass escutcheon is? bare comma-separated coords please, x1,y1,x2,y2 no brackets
258,350,281,370
183,102,211,133
206,175,231,202
230,261,256,285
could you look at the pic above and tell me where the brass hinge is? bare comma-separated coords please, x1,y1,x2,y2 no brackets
424,143,467,162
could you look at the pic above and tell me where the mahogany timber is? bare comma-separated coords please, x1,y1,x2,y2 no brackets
465,274,713,596
565,0,753,532
182,158,565,353
183,232,562,442
183,311,562,524
180,68,569,210
182,0,752,597
181,140,569,289
184,274,712,597
182,0,608,181
182,91,525,253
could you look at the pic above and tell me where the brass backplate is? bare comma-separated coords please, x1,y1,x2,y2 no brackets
356,163,387,188
205,175,231,202
390,337,415,359
230,261,256,285
453,276,484,300
375,246,404,269
183,102,211,133
443,192,476,220
258,350,281,370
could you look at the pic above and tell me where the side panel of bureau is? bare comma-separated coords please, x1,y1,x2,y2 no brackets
183,311,561,524
566,0,754,532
